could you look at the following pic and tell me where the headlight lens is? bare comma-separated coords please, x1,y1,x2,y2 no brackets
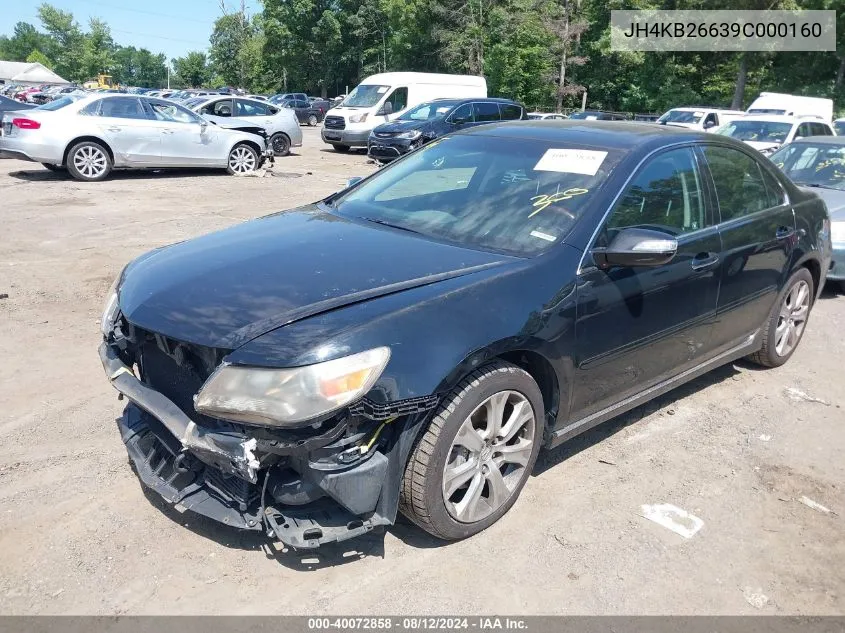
194,347,391,427
349,113,368,123
397,130,422,140
100,276,120,338
832,220,845,245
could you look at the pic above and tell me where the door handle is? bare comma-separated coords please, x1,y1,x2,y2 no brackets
691,252,720,271
161,130,175,135
107,127,121,132
776,226,795,240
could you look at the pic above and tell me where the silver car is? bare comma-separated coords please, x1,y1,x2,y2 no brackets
0,94,270,182
189,95,302,156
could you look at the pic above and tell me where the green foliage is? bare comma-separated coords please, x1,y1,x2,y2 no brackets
25,49,53,68
172,51,210,88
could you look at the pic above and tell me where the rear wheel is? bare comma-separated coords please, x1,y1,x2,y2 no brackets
400,361,543,541
66,141,112,182
41,163,65,172
747,267,814,368
226,143,259,175
270,133,290,157
332,144,350,153
308,114,318,126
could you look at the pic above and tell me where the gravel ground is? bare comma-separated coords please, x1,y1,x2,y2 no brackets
0,127,843,615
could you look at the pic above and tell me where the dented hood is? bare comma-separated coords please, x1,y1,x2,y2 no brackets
118,206,510,349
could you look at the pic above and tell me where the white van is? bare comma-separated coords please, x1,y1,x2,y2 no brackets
746,92,833,124
656,107,745,132
321,72,487,151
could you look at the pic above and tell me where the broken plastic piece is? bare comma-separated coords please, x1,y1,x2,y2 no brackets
640,503,704,539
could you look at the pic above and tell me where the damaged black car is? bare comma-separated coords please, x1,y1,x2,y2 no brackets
101,121,830,549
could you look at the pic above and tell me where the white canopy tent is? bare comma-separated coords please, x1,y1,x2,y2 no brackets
0,61,69,85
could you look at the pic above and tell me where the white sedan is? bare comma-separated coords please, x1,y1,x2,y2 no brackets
0,94,271,181
186,95,303,156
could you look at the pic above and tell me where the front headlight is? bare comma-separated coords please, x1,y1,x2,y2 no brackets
100,276,120,338
349,113,368,123
397,130,422,140
194,347,391,427
832,220,845,245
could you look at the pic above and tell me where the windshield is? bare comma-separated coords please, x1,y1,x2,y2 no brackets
341,84,390,108
36,95,83,111
330,135,622,256
398,101,459,121
716,120,792,143
834,121,845,135
658,109,703,124
770,142,845,191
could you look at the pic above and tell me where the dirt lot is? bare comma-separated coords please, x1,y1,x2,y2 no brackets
0,126,843,615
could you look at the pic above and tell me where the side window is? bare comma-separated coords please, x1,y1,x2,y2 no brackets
796,123,813,139
812,122,832,136
236,99,269,116
474,102,500,122
500,104,523,120
148,100,201,124
760,166,787,208
385,87,408,113
79,99,103,116
607,147,707,236
99,97,147,120
448,103,473,124
703,145,772,221
205,99,233,117
297,100,309,109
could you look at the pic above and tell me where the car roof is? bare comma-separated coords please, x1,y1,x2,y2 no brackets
460,119,716,151
737,114,824,124
785,135,845,145
428,97,521,105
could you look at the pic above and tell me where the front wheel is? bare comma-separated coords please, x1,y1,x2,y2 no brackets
226,143,259,175
270,133,290,157
747,267,814,368
400,361,543,541
66,141,112,182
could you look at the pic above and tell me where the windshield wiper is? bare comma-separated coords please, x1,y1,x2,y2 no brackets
798,182,842,190
359,217,423,234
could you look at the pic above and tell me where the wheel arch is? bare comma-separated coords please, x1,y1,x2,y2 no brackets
231,138,263,157
63,136,114,166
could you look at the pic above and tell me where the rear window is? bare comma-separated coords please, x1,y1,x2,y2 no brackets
36,95,83,111
474,102,500,122
500,104,523,120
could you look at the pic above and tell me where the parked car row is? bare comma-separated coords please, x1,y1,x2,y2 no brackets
0,93,303,181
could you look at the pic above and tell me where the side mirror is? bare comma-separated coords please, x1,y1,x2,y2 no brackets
345,176,363,189
703,120,716,129
593,227,678,269
452,115,471,125
200,120,208,132
378,101,394,116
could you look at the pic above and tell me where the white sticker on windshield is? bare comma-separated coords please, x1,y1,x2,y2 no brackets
693,111,705,116
377,86,389,94
534,149,608,175
530,230,557,242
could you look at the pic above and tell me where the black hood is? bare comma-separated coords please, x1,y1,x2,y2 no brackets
371,119,435,135
118,206,510,349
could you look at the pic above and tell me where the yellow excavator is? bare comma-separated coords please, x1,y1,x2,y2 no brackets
82,74,119,90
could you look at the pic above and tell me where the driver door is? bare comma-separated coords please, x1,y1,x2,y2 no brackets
570,146,722,421
146,100,220,166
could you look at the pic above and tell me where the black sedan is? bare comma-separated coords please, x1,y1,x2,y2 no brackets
0,94,36,117
99,122,831,548
277,98,324,126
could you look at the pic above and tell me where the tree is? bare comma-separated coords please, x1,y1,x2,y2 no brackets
82,18,115,79
210,1,255,87
26,49,53,68
37,3,85,80
1,22,53,61
172,51,209,87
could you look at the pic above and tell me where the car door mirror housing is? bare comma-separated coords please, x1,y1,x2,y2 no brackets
593,227,678,269
378,102,394,116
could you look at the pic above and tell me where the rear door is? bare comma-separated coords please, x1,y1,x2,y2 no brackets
700,143,796,352
571,146,721,421
93,97,161,165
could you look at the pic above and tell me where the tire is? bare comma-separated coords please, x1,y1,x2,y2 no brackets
226,143,259,175
839,281,845,295
270,133,290,157
308,114,318,126
400,361,543,541
66,141,112,182
747,267,814,368
332,144,350,153
41,163,65,172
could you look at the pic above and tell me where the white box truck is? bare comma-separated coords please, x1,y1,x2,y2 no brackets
321,72,487,151
746,92,833,124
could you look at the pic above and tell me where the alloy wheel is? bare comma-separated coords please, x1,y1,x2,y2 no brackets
73,146,108,179
442,390,536,524
775,279,810,356
308,114,318,126
228,146,256,173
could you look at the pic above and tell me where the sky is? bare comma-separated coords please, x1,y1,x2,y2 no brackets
1,0,263,61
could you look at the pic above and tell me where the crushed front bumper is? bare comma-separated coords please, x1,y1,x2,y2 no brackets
100,341,398,548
